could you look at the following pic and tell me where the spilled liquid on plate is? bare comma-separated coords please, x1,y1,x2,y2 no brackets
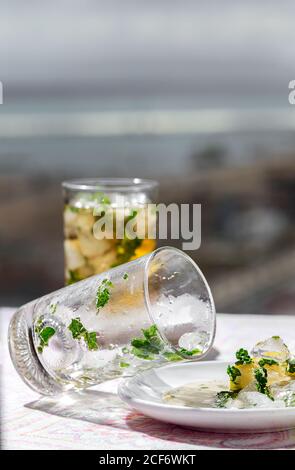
164,380,226,408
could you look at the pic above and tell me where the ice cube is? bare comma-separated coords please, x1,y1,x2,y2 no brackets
251,336,290,363
270,380,295,407
153,293,211,345
64,240,85,271
178,331,208,352
235,390,281,409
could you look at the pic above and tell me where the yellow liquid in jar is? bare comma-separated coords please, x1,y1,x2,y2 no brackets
63,205,156,284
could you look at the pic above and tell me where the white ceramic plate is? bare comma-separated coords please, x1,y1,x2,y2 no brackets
118,361,295,433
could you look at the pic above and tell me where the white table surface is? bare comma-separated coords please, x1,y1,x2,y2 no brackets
1,307,295,450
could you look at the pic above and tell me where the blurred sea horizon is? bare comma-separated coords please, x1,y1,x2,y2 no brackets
2,95,295,178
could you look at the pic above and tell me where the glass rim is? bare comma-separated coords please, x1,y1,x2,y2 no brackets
62,178,159,193
143,246,216,361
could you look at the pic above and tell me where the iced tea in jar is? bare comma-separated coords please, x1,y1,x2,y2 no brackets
62,178,158,284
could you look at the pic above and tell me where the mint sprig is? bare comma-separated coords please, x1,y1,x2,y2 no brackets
129,324,201,362
131,324,163,360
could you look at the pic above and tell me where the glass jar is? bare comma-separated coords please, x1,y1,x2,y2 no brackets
62,178,158,285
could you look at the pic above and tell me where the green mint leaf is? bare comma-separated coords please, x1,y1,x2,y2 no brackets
258,358,278,367
49,303,57,314
131,338,161,355
131,338,149,348
164,348,201,362
119,361,130,368
69,206,80,213
96,278,113,311
90,192,111,205
216,391,238,408
163,352,183,362
235,348,252,364
254,366,273,400
131,346,155,360
68,317,86,339
142,324,158,340
67,270,81,285
39,326,55,343
37,326,56,353
179,348,201,356
100,195,111,205
68,317,98,351
84,331,99,351
286,358,295,374
227,365,241,384
130,324,164,360
126,209,138,223
112,237,142,266
123,273,128,280
34,317,43,334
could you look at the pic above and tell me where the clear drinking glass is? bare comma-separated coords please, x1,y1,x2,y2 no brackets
8,247,216,395
62,178,158,284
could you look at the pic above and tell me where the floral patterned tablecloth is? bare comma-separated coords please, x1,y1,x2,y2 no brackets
1,307,295,450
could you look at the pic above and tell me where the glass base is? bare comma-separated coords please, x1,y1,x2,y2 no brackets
8,305,64,395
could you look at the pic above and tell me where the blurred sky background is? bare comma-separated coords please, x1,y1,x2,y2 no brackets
1,0,295,313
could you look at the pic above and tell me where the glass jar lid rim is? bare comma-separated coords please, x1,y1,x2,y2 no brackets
62,178,158,192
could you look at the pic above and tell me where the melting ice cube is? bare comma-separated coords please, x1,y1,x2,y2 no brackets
251,336,290,363
178,331,209,352
233,391,283,409
270,380,295,407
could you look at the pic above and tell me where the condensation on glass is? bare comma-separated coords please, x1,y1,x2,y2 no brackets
8,247,216,395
